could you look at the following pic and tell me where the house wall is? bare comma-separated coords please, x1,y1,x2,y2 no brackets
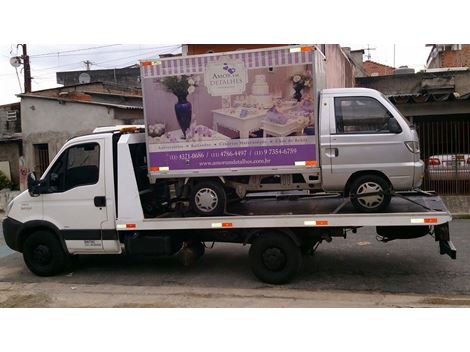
20,97,126,174
428,45,470,69
325,45,355,88
0,142,20,186
363,61,395,76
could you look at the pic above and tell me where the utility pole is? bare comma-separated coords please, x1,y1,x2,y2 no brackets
17,44,31,93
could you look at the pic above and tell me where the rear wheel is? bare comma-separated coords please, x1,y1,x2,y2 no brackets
189,180,226,216
23,230,70,276
349,174,391,213
249,232,302,284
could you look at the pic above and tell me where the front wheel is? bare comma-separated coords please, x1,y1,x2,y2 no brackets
249,232,302,284
349,174,391,213
23,231,70,276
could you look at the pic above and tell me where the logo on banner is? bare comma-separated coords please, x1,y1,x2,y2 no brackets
204,57,247,96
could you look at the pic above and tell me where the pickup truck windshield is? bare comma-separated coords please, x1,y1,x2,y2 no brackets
380,93,413,127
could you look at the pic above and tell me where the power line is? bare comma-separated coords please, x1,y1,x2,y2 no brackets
28,44,180,59
30,44,122,57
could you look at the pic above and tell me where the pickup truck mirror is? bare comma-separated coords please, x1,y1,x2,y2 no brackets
388,118,402,134
27,171,41,196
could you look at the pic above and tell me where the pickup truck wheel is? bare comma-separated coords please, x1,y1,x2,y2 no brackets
23,231,69,277
249,233,302,284
349,175,391,213
189,180,226,216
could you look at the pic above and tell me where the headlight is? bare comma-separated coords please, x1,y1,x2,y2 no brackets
6,199,14,216
405,141,420,153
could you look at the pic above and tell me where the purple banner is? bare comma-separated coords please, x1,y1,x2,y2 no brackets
150,143,316,170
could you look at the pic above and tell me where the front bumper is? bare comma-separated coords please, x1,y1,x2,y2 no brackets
413,160,425,188
2,217,23,252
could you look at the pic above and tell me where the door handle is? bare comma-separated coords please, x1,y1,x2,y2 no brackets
94,196,106,207
325,148,339,158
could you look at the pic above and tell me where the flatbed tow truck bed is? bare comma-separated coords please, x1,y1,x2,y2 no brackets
113,192,455,284
126,193,452,230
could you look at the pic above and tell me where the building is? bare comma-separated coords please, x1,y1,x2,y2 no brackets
57,65,141,88
356,68,470,199
182,44,286,55
363,60,395,76
18,82,143,176
0,102,22,188
57,45,358,90
426,44,470,69
185,44,357,88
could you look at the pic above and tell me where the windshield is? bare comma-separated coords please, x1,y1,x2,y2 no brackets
380,93,413,127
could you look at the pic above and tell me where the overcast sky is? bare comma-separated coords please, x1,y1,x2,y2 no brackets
0,43,431,105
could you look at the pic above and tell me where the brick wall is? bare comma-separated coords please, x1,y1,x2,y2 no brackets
440,45,470,68
363,60,395,76
186,44,286,55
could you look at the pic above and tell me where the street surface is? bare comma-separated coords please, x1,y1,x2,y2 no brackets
1,215,470,307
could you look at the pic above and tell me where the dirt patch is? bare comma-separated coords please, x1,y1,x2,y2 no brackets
0,293,51,308
419,297,470,306
113,302,177,308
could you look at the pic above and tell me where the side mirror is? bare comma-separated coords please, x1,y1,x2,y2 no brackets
388,118,402,134
27,171,40,196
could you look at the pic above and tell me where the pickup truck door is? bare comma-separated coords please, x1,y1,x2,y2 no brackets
41,137,119,253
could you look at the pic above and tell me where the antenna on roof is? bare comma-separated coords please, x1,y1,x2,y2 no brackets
365,44,376,61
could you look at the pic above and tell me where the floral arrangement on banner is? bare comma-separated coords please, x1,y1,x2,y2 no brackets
161,75,200,97
290,71,312,102
291,72,312,91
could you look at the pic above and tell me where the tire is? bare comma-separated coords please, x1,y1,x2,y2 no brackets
349,174,391,213
189,180,226,216
249,232,302,284
23,230,70,277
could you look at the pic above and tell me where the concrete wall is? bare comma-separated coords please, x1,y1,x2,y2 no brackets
56,68,142,88
21,97,127,173
356,70,470,97
0,142,20,186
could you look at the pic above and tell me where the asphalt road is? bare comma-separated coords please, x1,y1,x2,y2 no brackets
1,218,470,307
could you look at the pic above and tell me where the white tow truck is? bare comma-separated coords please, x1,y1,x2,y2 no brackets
3,126,455,284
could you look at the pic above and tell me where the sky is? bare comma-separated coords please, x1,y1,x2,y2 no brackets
0,43,431,106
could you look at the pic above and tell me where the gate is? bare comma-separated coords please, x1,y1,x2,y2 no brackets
414,115,470,195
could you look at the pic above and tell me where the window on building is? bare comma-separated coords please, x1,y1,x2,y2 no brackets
334,97,394,134
46,143,100,193
33,144,49,177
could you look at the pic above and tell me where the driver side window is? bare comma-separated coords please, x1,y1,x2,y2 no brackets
334,96,393,134
46,143,100,193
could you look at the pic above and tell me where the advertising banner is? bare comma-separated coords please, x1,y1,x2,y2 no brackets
141,46,317,175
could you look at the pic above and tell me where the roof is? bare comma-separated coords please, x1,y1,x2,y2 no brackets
322,88,379,95
387,92,470,104
363,60,395,70
17,93,143,110
83,91,142,99
0,102,20,109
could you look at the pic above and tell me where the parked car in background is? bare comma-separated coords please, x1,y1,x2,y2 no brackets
427,154,470,181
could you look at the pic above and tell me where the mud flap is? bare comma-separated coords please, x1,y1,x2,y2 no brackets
435,223,456,259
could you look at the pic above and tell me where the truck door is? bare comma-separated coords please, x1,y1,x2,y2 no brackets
41,139,115,252
323,95,412,191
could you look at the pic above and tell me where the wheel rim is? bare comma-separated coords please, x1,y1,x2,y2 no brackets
32,244,52,265
195,188,219,213
356,182,384,209
262,247,286,271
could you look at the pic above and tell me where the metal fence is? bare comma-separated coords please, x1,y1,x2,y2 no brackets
414,115,470,195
